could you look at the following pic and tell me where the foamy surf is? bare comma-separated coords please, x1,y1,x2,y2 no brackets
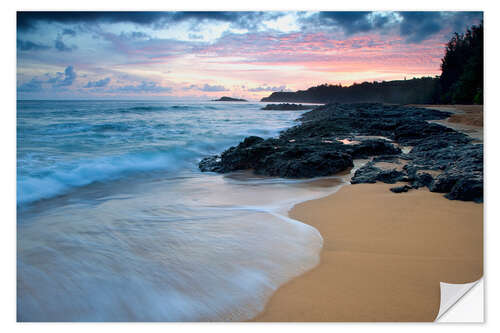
17,100,298,206
18,100,342,321
18,172,344,321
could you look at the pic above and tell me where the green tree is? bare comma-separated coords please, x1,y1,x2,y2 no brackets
440,22,483,104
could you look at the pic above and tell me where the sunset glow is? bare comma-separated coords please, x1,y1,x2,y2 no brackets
17,11,483,100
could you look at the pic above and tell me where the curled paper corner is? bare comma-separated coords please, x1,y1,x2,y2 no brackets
435,278,483,322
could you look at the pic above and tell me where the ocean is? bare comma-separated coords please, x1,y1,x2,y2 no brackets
17,100,346,321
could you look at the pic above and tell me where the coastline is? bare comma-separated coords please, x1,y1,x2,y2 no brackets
197,102,484,321
253,182,483,322
17,100,484,321
252,105,484,322
413,104,483,142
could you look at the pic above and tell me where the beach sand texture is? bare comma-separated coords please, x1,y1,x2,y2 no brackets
413,104,483,141
254,183,483,322
412,104,483,126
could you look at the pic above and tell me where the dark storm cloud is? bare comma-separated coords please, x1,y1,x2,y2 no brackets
17,11,283,31
317,12,374,34
17,12,168,31
398,11,482,43
301,11,394,35
84,77,111,88
17,11,483,46
448,12,484,35
17,39,50,51
398,12,444,43
170,12,237,23
303,11,482,43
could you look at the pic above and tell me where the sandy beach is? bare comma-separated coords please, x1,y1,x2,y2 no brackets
414,104,483,127
253,104,484,322
411,104,484,141
254,182,483,322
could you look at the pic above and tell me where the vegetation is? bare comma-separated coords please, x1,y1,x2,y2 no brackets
262,22,483,105
262,77,440,104
440,22,483,104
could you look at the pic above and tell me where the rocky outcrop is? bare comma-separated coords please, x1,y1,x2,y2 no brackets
199,136,401,178
261,103,316,111
390,185,412,193
351,164,405,184
199,103,483,202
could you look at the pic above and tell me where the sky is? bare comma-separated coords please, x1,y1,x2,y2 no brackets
16,11,483,100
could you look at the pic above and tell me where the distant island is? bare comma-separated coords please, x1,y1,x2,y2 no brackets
261,103,316,111
212,96,248,102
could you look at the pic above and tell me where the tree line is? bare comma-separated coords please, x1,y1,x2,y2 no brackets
262,22,483,105
439,22,483,104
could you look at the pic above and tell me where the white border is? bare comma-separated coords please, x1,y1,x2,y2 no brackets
438,279,484,322
3,0,498,332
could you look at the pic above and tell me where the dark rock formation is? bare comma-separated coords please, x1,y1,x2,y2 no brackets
351,164,405,184
258,150,353,178
445,177,483,202
212,96,248,102
199,103,483,202
200,137,401,179
390,185,412,193
261,103,316,111
411,172,434,189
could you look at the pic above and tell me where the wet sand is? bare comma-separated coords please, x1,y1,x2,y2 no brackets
253,183,483,322
411,104,483,141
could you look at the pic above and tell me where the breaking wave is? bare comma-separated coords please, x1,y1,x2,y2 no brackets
17,149,197,204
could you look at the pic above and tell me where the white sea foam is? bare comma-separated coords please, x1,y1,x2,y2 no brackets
18,173,341,321
18,150,196,204
17,100,338,322
18,100,298,205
